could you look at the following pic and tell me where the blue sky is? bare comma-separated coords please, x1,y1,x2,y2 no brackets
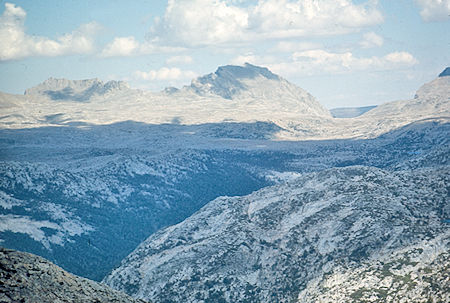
0,0,448,108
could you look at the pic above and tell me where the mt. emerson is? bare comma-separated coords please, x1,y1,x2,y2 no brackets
1,64,449,303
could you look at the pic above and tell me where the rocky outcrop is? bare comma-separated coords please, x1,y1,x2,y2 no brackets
438,67,450,77
0,247,147,303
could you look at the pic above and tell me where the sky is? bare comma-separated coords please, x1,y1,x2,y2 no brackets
0,0,449,108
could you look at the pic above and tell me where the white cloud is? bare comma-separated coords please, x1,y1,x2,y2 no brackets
166,55,193,65
249,0,383,38
151,0,248,47
230,53,258,65
260,49,418,77
134,67,197,81
149,0,383,47
384,52,418,65
101,36,140,57
415,0,450,22
359,32,384,48
101,36,184,57
271,41,322,53
0,3,99,61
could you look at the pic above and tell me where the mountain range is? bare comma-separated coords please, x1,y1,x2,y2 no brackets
0,64,449,302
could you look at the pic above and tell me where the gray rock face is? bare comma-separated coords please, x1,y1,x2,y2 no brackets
298,239,450,302
0,247,147,303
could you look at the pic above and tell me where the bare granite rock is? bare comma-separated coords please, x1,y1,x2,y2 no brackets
0,247,147,303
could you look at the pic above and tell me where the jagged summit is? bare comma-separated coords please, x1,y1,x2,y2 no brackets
413,69,450,100
25,77,130,101
188,63,279,99
184,63,331,117
438,67,450,77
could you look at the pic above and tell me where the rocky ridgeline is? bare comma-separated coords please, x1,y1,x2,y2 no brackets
0,247,147,303
24,78,130,101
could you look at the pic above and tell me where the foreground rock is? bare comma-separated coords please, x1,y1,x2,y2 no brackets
0,247,147,303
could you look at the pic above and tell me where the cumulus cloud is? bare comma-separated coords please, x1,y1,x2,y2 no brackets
253,49,419,77
150,0,248,46
149,0,383,47
166,55,193,65
415,0,450,22
101,36,140,57
134,67,197,81
100,36,184,57
271,41,322,53
0,3,99,61
230,53,259,65
359,32,384,48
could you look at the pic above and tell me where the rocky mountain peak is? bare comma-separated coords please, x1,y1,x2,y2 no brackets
189,63,280,99
414,70,450,100
188,63,286,98
185,63,331,117
24,77,130,101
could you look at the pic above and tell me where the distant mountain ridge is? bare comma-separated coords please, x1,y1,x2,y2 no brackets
24,77,130,101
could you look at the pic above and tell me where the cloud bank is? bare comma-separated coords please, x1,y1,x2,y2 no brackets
233,49,418,77
416,0,450,22
0,3,99,61
149,0,384,47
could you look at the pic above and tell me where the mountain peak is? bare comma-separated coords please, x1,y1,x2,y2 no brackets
25,77,130,101
188,63,281,99
215,63,280,81
438,67,450,77
183,63,331,117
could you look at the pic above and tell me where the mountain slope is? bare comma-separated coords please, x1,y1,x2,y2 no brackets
104,162,449,302
0,247,147,303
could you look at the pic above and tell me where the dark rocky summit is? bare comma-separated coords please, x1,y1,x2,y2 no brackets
438,67,450,77
0,247,147,303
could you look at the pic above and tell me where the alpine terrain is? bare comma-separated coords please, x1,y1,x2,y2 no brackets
1,64,449,302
